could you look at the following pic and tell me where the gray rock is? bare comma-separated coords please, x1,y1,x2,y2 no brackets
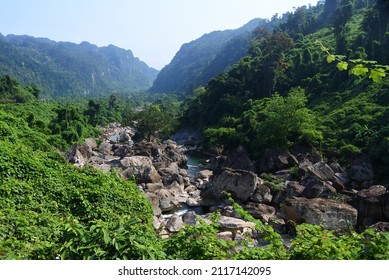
218,216,256,231
166,214,183,233
250,184,272,203
257,149,298,173
119,156,161,184
307,161,336,181
85,138,98,150
283,197,358,231
65,143,93,167
183,211,197,225
351,185,389,227
301,179,337,199
245,202,276,223
99,142,112,155
145,192,162,216
201,168,260,206
146,182,164,193
348,161,374,185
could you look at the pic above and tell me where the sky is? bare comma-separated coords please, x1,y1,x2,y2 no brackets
0,0,320,70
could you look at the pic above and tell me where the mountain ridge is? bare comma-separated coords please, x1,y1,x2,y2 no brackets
0,33,159,98
150,18,270,93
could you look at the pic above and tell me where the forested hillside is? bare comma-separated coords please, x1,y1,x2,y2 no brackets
150,18,271,93
180,0,389,180
0,34,159,98
1,0,389,260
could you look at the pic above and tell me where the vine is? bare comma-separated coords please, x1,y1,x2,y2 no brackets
315,40,389,83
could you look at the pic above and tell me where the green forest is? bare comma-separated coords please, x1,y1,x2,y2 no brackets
1,0,389,259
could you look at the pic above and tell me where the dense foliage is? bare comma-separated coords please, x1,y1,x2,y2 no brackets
1,0,389,260
180,0,389,181
0,105,163,259
0,34,158,98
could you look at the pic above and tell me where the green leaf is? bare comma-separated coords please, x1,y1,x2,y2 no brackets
369,68,386,83
337,61,348,71
351,64,369,77
326,55,336,63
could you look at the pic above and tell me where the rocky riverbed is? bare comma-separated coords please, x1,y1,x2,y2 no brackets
64,124,389,244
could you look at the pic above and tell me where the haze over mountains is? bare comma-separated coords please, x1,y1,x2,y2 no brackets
0,18,270,98
0,34,159,98
150,18,270,93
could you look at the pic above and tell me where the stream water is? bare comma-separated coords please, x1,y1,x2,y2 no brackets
184,150,209,176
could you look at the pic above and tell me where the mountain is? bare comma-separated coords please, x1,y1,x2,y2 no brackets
0,34,159,98
150,18,271,93
180,0,389,179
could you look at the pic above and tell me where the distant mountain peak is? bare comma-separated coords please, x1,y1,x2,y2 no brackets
0,34,158,97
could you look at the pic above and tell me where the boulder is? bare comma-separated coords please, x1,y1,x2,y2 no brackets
201,168,260,207
257,149,298,173
245,202,276,223
216,231,234,242
195,169,213,181
348,158,374,189
84,138,97,151
250,184,272,204
146,182,164,193
272,181,305,205
119,156,161,184
183,211,197,225
217,216,256,231
283,197,358,231
166,214,183,233
301,179,337,199
350,185,389,227
65,143,93,167
99,142,112,155
156,189,176,212
145,192,162,216
306,161,336,181
220,145,256,172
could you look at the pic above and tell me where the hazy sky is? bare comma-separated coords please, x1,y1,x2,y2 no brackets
0,0,319,69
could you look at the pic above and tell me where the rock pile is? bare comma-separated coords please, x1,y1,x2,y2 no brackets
65,127,389,243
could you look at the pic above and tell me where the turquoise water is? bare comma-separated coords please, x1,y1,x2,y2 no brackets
185,150,209,176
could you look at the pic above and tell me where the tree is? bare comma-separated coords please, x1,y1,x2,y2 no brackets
85,100,101,126
132,105,167,142
244,88,323,153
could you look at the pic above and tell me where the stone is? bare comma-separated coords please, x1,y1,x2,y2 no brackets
257,149,298,173
145,192,162,216
245,202,276,223
216,231,233,242
99,142,112,155
195,169,213,180
156,189,176,212
166,214,183,233
93,163,111,173
348,161,374,185
301,179,337,199
220,145,256,172
306,161,336,181
218,216,256,231
65,143,93,167
119,156,161,184
351,185,389,228
272,181,304,205
146,182,164,193
201,168,260,207
84,138,97,150
183,211,197,225
186,197,201,207
249,184,272,204
283,197,358,231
